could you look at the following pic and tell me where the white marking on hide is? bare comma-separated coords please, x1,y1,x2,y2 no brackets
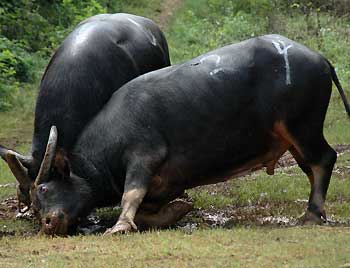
272,40,293,85
127,18,142,27
148,31,157,46
210,68,224,76
200,55,221,66
127,18,157,46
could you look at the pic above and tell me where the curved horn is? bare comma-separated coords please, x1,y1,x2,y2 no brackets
34,126,58,187
0,145,7,161
0,145,34,168
5,153,32,187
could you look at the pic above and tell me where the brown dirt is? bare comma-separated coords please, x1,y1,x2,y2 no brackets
176,203,350,233
0,198,18,219
1,144,349,236
155,0,184,29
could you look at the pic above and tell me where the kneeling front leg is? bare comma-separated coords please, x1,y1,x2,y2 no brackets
104,145,167,235
104,187,148,234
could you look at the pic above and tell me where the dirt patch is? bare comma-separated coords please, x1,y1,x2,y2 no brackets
155,0,184,29
177,204,350,233
74,200,350,235
0,198,18,219
1,144,349,236
0,132,32,150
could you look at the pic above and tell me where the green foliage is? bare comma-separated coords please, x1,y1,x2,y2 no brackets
0,0,51,52
168,0,350,112
0,36,37,110
0,37,34,82
168,7,267,64
285,0,350,15
0,0,162,110
170,0,312,64
0,0,108,54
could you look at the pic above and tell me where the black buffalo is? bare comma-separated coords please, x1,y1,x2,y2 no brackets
0,13,170,208
7,35,350,235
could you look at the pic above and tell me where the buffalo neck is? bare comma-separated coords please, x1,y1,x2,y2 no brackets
69,152,123,208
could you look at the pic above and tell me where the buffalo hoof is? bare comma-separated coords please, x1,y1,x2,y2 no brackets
104,219,137,235
299,210,326,225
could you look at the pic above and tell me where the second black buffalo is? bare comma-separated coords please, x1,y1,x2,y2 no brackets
0,13,170,208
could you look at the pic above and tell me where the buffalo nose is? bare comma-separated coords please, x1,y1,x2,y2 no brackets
44,211,65,229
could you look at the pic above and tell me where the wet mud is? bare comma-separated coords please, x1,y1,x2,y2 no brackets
0,144,349,236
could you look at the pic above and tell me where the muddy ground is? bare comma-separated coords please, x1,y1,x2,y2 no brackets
0,144,349,237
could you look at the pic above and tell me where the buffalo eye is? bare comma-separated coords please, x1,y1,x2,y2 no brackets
38,185,48,194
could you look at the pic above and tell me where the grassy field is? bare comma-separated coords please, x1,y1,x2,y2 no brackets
1,228,350,268
0,0,350,267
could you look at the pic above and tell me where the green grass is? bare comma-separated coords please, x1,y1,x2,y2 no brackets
1,228,350,268
189,153,350,219
0,87,34,200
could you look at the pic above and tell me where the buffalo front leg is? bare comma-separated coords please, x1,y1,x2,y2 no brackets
104,187,148,234
104,144,167,235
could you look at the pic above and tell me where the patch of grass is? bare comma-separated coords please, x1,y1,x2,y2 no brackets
167,7,267,64
0,218,36,235
0,122,32,200
0,228,350,268
95,207,121,221
189,190,234,209
0,186,15,201
189,167,310,210
188,153,350,223
0,84,36,147
324,97,350,144
327,202,350,220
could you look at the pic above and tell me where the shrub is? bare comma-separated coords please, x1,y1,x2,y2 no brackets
0,36,36,110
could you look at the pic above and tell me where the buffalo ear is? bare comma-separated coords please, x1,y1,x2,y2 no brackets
54,149,70,178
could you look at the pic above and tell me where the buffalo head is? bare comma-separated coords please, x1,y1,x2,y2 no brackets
1,126,90,235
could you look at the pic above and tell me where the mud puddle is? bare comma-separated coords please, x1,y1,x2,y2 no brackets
2,202,350,236
0,144,349,236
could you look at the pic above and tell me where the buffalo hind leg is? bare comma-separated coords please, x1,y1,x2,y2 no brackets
289,137,336,224
289,147,314,189
276,122,336,224
289,147,321,223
